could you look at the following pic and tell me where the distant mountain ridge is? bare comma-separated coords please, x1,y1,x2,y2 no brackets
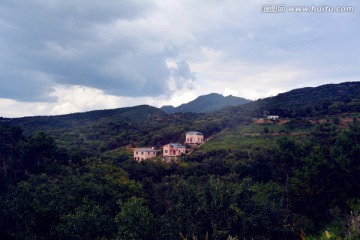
2,82,360,136
1,105,166,134
161,93,251,114
238,81,360,117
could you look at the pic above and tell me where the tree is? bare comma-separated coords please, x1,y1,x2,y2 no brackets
22,132,59,173
115,197,153,240
55,197,113,240
0,125,23,187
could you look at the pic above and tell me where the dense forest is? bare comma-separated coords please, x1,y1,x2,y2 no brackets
1,82,360,239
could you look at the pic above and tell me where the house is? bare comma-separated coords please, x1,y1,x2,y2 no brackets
162,143,186,162
133,148,157,162
267,115,279,121
185,131,204,145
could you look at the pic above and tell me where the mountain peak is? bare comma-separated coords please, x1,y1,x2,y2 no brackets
161,93,251,114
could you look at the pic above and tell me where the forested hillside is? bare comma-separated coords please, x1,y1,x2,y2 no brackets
2,105,166,134
1,82,360,239
238,82,360,118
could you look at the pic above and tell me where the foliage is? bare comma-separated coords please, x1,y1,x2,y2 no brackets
1,82,360,239
116,197,154,240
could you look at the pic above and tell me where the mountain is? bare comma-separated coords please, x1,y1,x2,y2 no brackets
3,82,359,136
161,93,251,114
250,81,360,117
2,81,359,152
1,105,167,134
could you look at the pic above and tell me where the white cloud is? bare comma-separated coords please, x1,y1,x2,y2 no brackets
0,85,202,117
0,86,147,117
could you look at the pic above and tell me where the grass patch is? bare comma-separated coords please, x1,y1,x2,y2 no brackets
201,122,311,151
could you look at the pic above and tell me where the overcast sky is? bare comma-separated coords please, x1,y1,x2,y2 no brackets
1,0,359,117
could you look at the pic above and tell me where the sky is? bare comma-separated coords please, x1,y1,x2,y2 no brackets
0,0,359,117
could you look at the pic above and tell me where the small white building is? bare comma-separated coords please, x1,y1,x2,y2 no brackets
267,115,279,121
185,131,204,145
133,148,157,162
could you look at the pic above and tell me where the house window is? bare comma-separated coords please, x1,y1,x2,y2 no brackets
165,150,168,153
141,152,144,155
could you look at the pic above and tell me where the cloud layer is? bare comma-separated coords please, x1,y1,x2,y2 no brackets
0,0,359,117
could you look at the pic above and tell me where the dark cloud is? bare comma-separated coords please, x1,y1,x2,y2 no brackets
170,60,196,90
0,0,180,102
0,70,56,102
0,0,359,106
